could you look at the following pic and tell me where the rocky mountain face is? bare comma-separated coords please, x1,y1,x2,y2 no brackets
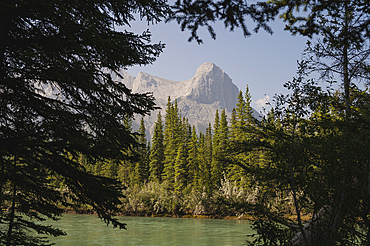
113,62,258,139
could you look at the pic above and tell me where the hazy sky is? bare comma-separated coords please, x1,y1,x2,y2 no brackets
120,18,308,112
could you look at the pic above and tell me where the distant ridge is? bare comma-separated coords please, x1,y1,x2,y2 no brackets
113,63,259,139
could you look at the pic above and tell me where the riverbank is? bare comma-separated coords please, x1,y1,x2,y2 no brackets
61,208,253,220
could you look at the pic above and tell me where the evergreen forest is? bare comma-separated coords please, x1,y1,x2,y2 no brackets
80,89,258,218
2,0,370,245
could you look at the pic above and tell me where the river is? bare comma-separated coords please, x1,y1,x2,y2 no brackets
47,214,253,246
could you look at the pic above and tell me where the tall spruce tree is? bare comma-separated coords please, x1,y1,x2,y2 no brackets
118,116,136,185
211,109,222,188
149,112,165,182
201,123,213,193
218,109,229,181
174,144,187,194
228,90,248,186
235,90,247,138
181,116,192,155
134,117,149,184
162,98,181,187
187,126,199,187
0,0,169,244
197,132,209,191
229,108,238,141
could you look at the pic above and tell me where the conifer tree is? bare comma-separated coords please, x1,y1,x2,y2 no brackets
205,123,213,162
181,117,191,181
187,126,199,187
134,117,148,184
229,108,238,141
228,89,252,187
213,109,229,187
145,140,151,179
245,85,254,122
118,116,135,185
149,112,165,182
199,124,213,193
211,110,222,188
228,92,245,184
235,90,247,139
173,100,183,144
162,97,181,187
174,144,187,194
197,132,210,191
219,109,229,157
182,117,192,150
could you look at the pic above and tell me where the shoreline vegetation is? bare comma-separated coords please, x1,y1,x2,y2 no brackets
58,178,304,222
61,208,252,220
60,210,311,223
58,178,259,221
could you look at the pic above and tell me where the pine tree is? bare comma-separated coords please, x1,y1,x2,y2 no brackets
134,117,148,184
245,85,254,122
205,123,213,162
182,117,192,150
212,109,229,188
117,116,136,185
235,90,247,140
228,88,252,187
149,112,165,182
229,108,238,141
181,116,191,183
211,110,222,188
174,144,187,194
219,109,229,160
198,123,213,193
146,140,151,178
197,132,209,191
162,97,180,188
228,106,243,183
187,126,199,187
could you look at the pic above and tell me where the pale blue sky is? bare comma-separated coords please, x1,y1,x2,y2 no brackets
120,18,308,112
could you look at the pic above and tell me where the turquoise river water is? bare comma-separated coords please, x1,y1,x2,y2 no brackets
47,214,253,246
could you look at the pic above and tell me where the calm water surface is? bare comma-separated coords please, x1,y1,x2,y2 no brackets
48,214,253,246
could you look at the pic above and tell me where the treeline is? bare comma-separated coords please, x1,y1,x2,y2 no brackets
77,86,263,216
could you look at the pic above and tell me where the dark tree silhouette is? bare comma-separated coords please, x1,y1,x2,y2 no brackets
0,0,169,244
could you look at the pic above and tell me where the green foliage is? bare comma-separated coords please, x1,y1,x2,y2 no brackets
162,97,178,187
149,112,165,182
197,133,211,192
187,126,199,187
121,181,184,215
169,0,275,43
235,60,370,245
174,144,187,194
228,88,255,188
134,117,149,184
121,177,256,217
211,110,222,188
0,0,169,244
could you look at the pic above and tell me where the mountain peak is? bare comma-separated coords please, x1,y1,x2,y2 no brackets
195,62,222,76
